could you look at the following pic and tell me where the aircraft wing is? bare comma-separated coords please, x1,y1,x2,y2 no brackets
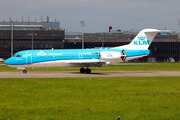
65,59,106,67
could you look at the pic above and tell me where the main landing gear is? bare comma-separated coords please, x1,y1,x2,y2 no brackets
80,67,91,74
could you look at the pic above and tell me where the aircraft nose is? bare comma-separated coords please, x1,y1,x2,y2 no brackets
5,58,11,65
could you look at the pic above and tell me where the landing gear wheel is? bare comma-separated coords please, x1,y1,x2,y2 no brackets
23,70,27,74
85,68,91,74
80,68,86,73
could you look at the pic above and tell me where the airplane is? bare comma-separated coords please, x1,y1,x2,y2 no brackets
5,29,168,74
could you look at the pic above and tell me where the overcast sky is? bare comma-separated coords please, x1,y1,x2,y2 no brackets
0,0,180,33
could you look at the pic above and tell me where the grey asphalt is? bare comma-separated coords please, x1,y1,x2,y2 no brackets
0,71,180,78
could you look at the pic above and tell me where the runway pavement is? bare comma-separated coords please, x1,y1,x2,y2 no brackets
0,71,180,78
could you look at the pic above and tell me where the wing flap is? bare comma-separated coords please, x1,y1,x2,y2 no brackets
65,59,106,67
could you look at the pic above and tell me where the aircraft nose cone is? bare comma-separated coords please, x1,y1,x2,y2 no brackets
5,58,11,65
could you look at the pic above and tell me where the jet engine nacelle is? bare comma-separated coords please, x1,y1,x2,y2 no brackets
99,50,127,61
99,51,121,60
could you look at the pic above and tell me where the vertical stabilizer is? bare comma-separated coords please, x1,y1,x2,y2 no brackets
112,29,169,50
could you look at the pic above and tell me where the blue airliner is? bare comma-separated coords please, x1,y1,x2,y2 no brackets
5,29,167,74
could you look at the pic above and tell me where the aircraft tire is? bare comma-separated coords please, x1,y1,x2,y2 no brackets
80,68,85,73
23,70,27,74
86,68,91,74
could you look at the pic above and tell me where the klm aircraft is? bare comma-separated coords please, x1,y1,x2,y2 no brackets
5,29,167,74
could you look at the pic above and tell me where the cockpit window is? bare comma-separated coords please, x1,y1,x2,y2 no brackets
13,55,22,58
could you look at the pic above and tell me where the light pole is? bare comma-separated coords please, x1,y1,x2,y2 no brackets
28,33,37,50
102,33,104,48
11,21,13,56
80,20,86,49
178,18,180,62
99,33,104,48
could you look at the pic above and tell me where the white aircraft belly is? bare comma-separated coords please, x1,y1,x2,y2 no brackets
11,59,105,68
31,60,78,67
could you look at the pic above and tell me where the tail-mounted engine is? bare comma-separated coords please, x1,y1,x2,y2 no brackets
99,50,127,62
99,51,121,60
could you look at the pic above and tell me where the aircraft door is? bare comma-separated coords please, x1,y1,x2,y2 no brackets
26,52,32,64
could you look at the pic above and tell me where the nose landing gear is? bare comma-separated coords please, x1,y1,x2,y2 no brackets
80,67,91,74
23,70,27,74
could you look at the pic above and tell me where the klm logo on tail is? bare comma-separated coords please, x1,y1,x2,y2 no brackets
134,35,149,45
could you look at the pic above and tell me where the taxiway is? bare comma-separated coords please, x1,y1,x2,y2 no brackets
0,71,180,78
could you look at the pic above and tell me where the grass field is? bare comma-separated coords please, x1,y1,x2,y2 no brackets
1,62,180,72
0,76,180,120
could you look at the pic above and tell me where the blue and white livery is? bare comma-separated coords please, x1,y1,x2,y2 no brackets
5,29,167,73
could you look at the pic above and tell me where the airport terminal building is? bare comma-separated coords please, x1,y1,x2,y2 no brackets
0,19,180,62
0,19,64,58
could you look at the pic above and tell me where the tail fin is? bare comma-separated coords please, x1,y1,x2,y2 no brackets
112,29,170,50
